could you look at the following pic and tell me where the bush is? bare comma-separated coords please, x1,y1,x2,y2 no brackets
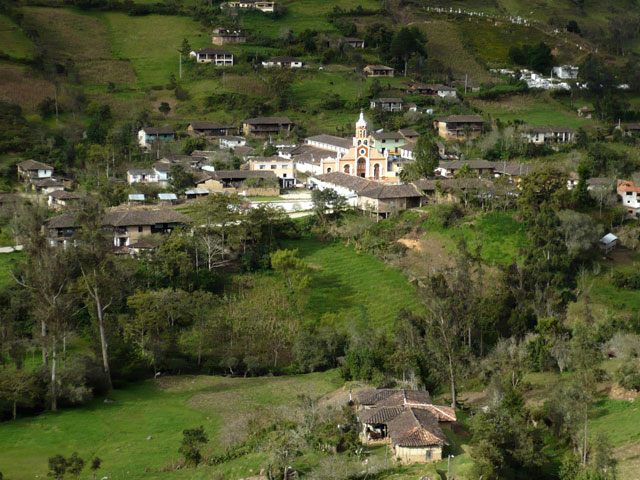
428,202,464,228
615,361,640,391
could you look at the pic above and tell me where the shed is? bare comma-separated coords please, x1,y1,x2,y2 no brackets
128,193,145,203
185,189,210,200
599,233,618,254
158,193,178,203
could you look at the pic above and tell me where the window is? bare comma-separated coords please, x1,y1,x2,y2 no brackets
138,226,143,233
281,165,287,169
259,165,266,170
271,165,277,169
426,450,432,460
282,173,287,178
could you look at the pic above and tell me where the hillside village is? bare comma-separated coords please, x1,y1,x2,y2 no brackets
2,0,640,479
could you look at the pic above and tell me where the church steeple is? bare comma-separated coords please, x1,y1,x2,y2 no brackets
354,110,368,147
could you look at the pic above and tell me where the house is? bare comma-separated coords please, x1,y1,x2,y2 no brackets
249,156,296,188
399,129,419,141
407,83,456,98
211,28,246,45
364,65,394,77
158,193,178,204
219,136,247,149
617,179,640,216
138,127,177,149
128,193,145,204
289,145,340,175
355,389,456,464
622,123,640,137
44,207,191,248
126,162,170,187
577,106,594,118
370,98,404,112
599,233,617,254
189,49,234,66
406,103,418,112
552,65,578,79
491,161,534,180
398,141,415,161
262,56,303,68
187,121,236,137
433,115,484,139
195,170,280,196
185,189,210,200
242,117,293,136
17,160,54,183
33,177,65,194
344,37,365,48
304,135,352,155
526,127,575,144
48,190,81,210
319,112,388,181
435,160,496,178
310,172,426,217
225,0,276,12
370,132,405,157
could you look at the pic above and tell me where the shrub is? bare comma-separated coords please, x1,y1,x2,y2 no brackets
428,202,464,228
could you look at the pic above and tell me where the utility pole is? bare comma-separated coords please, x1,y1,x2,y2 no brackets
464,73,468,94
447,454,455,480
179,53,182,79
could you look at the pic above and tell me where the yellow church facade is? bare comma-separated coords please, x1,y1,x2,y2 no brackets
320,112,392,182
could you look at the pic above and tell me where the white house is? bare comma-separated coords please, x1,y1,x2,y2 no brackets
262,56,303,68
370,98,404,112
189,49,234,66
126,162,170,187
138,127,177,149
526,127,575,144
17,160,54,183
225,0,275,12
552,65,579,79
219,136,246,149
304,135,351,155
599,233,618,254
617,179,640,216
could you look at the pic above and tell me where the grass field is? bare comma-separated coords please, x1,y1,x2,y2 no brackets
285,236,422,330
0,251,22,288
0,14,34,59
0,371,343,480
423,210,530,265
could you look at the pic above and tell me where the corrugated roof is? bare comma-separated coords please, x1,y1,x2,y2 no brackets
128,194,145,201
158,193,178,200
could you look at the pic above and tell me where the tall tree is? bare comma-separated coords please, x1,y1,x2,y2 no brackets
399,135,440,182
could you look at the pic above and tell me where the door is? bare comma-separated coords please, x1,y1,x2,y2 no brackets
357,158,366,177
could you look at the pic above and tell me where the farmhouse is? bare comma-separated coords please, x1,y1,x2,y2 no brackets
552,65,578,79
599,233,618,254
17,160,54,183
138,127,177,149
617,179,640,216
225,0,276,12
126,161,170,187
435,160,496,178
242,117,293,136
399,129,419,141
364,65,394,77
433,115,484,140
211,28,246,45
187,121,236,137
622,123,640,136
344,37,365,48
44,207,190,248
407,83,456,98
195,170,279,195
33,177,64,194
370,98,404,112
262,56,303,68
249,156,296,188
289,145,340,175
48,190,81,210
219,136,246,149
370,131,405,157
526,126,575,144
189,49,234,66
354,389,456,464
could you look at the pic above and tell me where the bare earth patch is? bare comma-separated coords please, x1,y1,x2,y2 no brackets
614,441,640,480
0,65,55,110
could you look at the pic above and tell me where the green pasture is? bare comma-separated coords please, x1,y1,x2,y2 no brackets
0,14,34,59
0,251,22,288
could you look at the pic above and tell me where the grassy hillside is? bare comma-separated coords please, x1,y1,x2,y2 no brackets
0,14,34,59
0,371,343,480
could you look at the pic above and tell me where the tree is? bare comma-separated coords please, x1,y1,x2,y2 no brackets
179,426,208,467
271,249,310,293
389,27,425,77
518,165,569,217
67,453,85,479
312,188,348,227
159,102,171,116
47,455,69,480
180,38,191,57
0,369,39,420
90,457,102,480
399,135,439,182
169,164,195,192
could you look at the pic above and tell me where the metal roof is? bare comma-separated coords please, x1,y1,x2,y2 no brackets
128,194,145,201
158,193,178,200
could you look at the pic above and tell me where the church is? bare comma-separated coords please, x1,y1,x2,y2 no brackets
320,112,390,182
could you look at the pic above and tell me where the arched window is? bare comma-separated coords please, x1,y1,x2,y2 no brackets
357,139,361,146
357,158,366,177
363,140,368,146
344,164,350,174
373,163,380,180
326,167,332,173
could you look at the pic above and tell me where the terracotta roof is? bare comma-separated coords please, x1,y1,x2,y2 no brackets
267,56,300,62
359,406,405,424
435,115,483,124
48,190,81,200
18,159,53,171
618,179,640,193
356,389,432,407
190,121,234,130
359,184,422,200
291,146,338,165
313,172,374,192
371,132,404,140
409,83,456,92
529,126,575,134
34,178,64,187
399,129,419,137
45,208,190,229
244,117,292,125
491,162,533,176
365,64,394,71
438,160,495,170
197,170,277,182
388,408,447,447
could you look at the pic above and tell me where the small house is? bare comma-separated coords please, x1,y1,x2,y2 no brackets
399,129,419,141
599,233,618,254
128,193,145,204
526,127,575,144
185,189,210,200
189,49,233,66
225,0,276,12
344,37,365,48
435,160,496,178
552,65,578,79
617,179,640,216
262,56,303,68
370,98,404,112
138,127,177,149
242,117,293,136
219,136,247,149
249,156,296,188
407,83,456,98
433,115,484,139
188,121,236,137
195,170,280,195
48,190,81,210
370,132,405,156
33,177,64,194
211,28,246,45
577,106,594,119
158,193,178,204
364,65,394,77
17,160,54,183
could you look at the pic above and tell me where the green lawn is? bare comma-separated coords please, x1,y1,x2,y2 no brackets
590,399,640,447
285,236,422,330
0,14,35,59
97,12,206,87
0,371,343,480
